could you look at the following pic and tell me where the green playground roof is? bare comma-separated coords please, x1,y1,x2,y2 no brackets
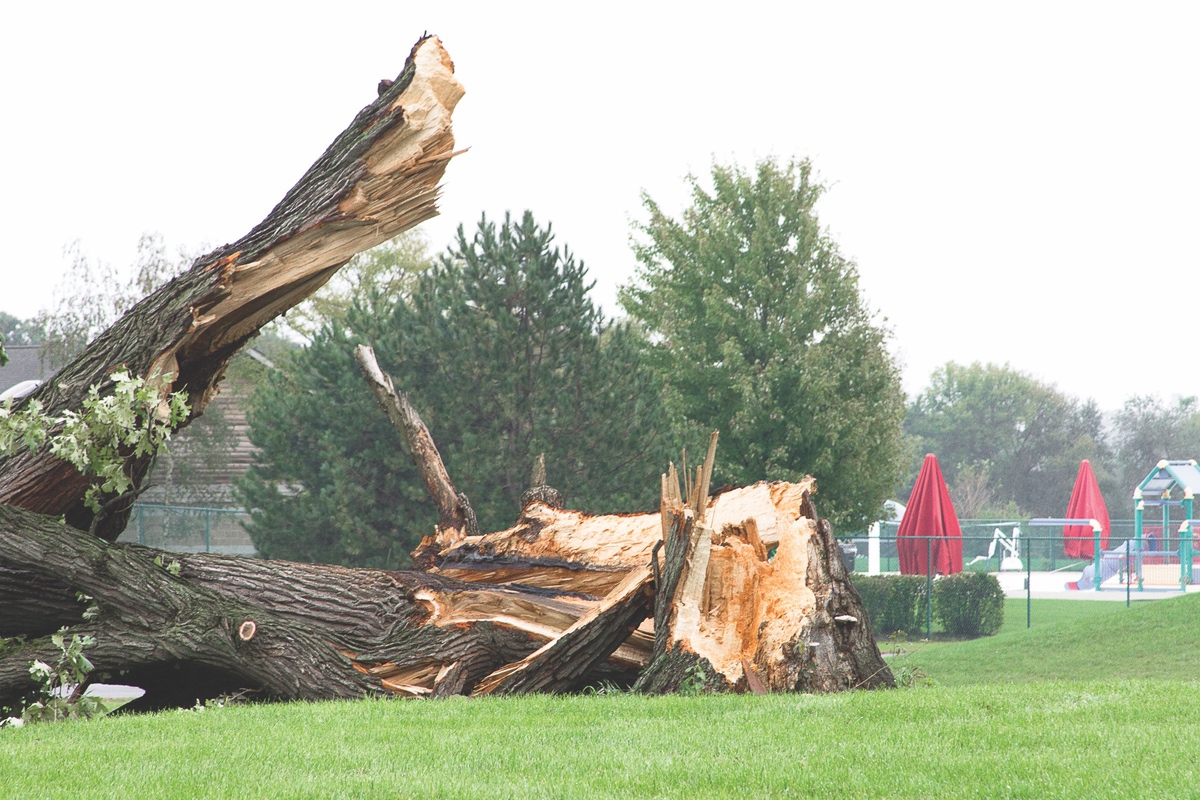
1136,460,1200,501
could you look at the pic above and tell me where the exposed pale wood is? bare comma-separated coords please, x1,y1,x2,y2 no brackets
0,36,464,539
427,478,817,595
472,566,654,696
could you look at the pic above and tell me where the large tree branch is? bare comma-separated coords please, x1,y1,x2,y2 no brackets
0,36,464,539
353,344,476,543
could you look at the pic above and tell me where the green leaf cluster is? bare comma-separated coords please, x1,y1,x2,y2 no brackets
16,627,102,725
620,158,905,531
237,215,669,567
0,371,188,512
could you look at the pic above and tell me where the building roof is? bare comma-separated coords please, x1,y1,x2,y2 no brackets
0,345,52,394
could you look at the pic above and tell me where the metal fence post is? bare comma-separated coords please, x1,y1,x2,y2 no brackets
1126,546,1131,608
1026,539,1032,629
1093,524,1102,593
925,536,933,640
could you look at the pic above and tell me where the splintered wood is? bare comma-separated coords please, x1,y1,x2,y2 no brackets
0,35,890,707
370,423,891,697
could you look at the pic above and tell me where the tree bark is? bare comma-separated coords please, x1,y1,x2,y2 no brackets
353,344,477,549
0,35,464,541
0,34,893,707
0,504,651,709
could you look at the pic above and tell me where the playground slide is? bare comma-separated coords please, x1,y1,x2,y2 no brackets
1069,541,1135,590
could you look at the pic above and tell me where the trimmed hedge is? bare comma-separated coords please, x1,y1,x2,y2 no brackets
852,572,1004,638
851,575,927,636
932,571,1005,637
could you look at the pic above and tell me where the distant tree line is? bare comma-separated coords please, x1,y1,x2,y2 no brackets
19,155,1186,563
902,361,1200,520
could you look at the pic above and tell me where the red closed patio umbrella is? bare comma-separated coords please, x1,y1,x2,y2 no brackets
896,454,963,576
1062,459,1110,558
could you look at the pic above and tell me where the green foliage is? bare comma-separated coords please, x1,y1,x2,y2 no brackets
238,218,669,567
0,371,189,512
678,663,709,696
12,628,102,726
1110,395,1200,491
620,157,905,532
931,572,1005,637
904,362,1110,516
852,574,928,635
0,312,45,347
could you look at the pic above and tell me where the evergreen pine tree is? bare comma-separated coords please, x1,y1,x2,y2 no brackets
238,214,668,566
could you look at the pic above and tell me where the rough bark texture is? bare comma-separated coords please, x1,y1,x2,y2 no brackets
0,34,892,707
0,504,651,709
0,36,463,541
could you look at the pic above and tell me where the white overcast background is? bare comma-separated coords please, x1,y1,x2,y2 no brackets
2,2,1196,409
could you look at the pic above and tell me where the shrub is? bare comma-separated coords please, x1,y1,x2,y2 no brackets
932,572,1004,637
852,575,928,635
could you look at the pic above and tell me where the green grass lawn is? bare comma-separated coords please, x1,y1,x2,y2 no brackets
2,682,1197,799
3,594,1198,798
896,593,1200,685
893,596,1127,642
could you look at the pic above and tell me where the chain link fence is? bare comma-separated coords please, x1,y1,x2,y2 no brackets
115,504,255,556
837,521,1200,639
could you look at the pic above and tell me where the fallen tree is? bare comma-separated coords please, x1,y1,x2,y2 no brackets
0,35,463,541
0,36,890,711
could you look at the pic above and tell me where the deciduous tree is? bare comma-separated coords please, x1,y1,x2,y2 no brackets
620,158,904,531
904,362,1111,516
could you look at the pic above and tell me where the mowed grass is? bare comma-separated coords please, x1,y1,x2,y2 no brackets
898,593,1200,685
3,682,1199,799
898,596,1125,641
4,594,1199,798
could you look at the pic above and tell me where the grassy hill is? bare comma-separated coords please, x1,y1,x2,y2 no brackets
901,593,1200,685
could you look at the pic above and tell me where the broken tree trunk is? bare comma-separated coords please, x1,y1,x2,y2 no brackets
0,33,891,707
0,35,463,541
0,504,652,709
353,355,890,694
418,477,818,595
633,452,893,693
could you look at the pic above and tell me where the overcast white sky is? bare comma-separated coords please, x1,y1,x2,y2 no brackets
2,2,1196,409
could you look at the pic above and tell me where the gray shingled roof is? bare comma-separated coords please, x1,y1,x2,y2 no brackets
0,345,53,394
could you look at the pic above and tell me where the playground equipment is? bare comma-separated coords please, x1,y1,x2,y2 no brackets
1070,539,1139,591
1132,460,1200,590
1030,518,1103,591
966,527,1023,571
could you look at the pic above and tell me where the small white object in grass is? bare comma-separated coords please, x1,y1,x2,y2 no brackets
1,717,23,728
